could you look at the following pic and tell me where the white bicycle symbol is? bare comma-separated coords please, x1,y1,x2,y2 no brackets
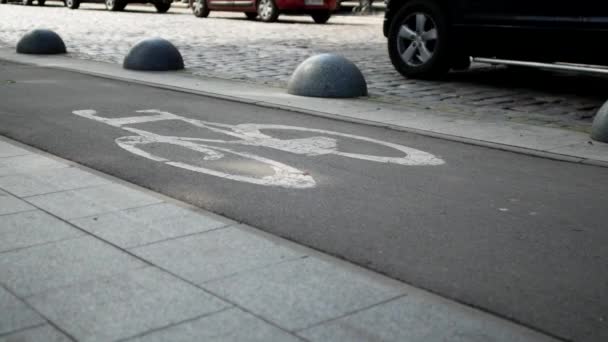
73,109,444,189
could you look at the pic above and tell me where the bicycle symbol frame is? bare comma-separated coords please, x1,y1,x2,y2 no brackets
73,109,444,189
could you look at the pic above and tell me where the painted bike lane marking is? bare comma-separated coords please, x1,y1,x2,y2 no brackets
73,109,445,189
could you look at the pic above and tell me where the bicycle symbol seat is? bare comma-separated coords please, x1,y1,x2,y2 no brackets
73,109,444,189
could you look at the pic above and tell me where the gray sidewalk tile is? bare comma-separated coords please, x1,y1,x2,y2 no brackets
0,155,67,177
203,256,406,331
298,294,557,342
70,202,230,249
0,236,146,297
0,324,71,342
0,142,31,159
0,286,44,335
27,267,229,342
0,195,35,216
0,210,83,253
25,183,163,220
127,308,301,342
131,226,305,284
0,167,109,197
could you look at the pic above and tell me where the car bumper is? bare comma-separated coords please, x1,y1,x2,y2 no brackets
276,0,338,11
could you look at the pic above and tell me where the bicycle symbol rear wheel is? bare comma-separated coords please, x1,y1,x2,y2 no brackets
115,134,316,189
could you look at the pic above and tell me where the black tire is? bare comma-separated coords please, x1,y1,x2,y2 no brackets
192,0,209,17
245,12,257,20
105,0,125,11
311,12,330,24
66,0,79,8
154,1,170,13
0,0,7,4
387,0,453,79
257,0,278,22
37,0,45,5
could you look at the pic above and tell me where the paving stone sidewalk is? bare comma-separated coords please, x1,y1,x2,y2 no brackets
0,4,606,133
0,137,560,342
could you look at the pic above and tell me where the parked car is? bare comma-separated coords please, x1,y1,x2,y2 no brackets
65,0,172,12
384,0,608,78
1,0,65,5
192,0,337,23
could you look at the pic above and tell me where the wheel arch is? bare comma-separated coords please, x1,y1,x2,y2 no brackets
385,0,452,37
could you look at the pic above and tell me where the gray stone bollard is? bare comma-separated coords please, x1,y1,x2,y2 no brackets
287,53,367,98
591,100,608,143
123,38,184,71
16,29,66,55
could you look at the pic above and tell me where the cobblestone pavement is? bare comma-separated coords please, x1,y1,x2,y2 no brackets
1,3,606,132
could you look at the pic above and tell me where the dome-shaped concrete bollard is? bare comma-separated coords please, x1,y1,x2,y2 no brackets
591,100,608,143
287,53,367,98
17,29,66,55
123,38,184,71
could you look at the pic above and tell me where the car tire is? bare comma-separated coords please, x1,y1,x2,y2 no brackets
387,0,452,79
66,0,79,8
105,0,125,11
192,0,209,17
0,0,7,4
311,12,331,24
258,0,278,23
154,1,170,12
245,12,257,20
37,0,45,5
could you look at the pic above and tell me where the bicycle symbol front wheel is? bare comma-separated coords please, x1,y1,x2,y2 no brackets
231,124,445,166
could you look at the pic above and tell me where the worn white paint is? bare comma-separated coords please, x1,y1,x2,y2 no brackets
73,109,445,188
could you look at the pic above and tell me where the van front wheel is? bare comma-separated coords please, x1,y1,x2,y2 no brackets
388,0,452,79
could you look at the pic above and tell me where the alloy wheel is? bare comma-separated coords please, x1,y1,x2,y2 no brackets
396,12,438,67
259,0,273,20
193,0,204,16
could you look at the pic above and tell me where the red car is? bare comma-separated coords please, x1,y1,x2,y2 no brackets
192,0,337,23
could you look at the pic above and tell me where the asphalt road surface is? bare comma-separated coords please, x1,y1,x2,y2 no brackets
1,61,607,342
